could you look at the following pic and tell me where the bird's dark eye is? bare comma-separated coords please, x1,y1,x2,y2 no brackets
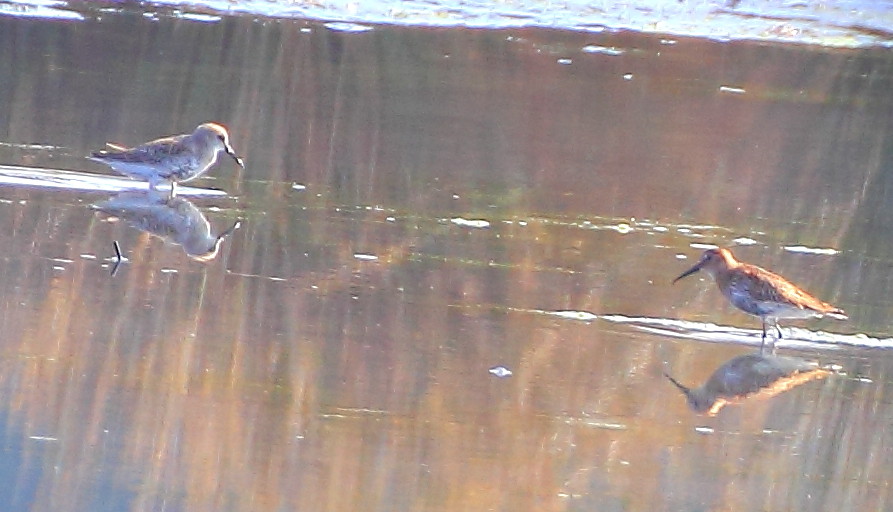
218,134,226,141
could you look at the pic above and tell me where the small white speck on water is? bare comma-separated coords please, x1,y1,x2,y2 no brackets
613,223,632,234
450,218,490,228
386,216,396,222
557,58,572,65
489,366,512,378
783,245,840,255
292,183,307,190
583,421,627,430
675,254,687,259
549,310,598,321
354,253,378,261
719,85,746,94
733,237,759,245
582,45,624,56
160,268,177,274
178,12,221,22
653,226,668,232
694,426,714,435
79,254,97,260
623,73,634,80
324,22,373,32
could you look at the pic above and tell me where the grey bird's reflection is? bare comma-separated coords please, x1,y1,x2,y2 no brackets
664,353,831,416
92,190,240,262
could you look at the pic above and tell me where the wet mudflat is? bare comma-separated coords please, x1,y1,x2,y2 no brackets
0,4,892,511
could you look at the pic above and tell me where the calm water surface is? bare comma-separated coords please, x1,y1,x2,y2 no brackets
1,5,893,512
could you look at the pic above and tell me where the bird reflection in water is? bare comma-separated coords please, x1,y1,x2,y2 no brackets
664,353,831,416
92,190,240,262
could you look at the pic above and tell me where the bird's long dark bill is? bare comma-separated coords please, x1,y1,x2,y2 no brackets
673,263,702,284
663,373,690,394
191,222,241,263
226,145,245,167
218,220,242,241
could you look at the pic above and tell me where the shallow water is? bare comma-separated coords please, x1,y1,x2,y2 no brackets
1,5,893,512
7,0,893,47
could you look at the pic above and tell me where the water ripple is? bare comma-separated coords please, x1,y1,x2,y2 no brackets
0,165,227,196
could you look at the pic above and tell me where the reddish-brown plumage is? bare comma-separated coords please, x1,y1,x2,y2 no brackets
674,247,846,347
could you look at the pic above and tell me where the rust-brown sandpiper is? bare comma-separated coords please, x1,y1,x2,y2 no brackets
674,247,846,348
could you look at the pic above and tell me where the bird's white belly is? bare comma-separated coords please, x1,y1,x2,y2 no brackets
754,301,821,319
92,157,195,182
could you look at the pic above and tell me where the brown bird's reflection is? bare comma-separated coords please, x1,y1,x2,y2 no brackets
92,191,240,262
664,353,831,416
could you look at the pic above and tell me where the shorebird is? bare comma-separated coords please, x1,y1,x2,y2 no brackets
90,122,244,196
673,247,846,348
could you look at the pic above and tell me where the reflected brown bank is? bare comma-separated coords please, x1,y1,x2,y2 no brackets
0,4,892,512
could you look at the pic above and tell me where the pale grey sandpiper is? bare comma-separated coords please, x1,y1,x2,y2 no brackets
90,122,244,196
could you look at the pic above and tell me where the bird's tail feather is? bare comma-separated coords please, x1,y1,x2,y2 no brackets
826,309,848,320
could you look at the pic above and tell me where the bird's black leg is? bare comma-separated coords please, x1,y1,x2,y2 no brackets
759,318,781,355
760,318,767,351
